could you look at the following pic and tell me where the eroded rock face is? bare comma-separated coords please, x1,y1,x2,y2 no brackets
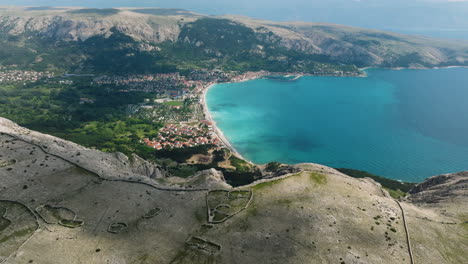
194,168,231,189
258,164,302,180
407,172,468,205
129,154,167,179
0,13,182,43
0,7,466,68
165,168,232,190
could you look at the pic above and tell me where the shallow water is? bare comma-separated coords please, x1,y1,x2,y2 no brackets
207,68,468,182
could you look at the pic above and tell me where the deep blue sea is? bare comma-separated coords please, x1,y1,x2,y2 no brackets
207,68,468,182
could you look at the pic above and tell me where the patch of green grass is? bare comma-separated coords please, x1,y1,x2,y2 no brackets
143,208,162,219
252,178,285,190
251,172,304,191
229,156,252,173
384,188,406,199
136,254,150,264
0,217,11,232
108,223,128,234
194,207,206,224
336,168,416,193
169,165,199,178
154,144,213,163
460,223,468,240
460,214,468,234
0,227,35,244
245,205,258,217
433,229,468,263
162,101,184,106
59,219,84,228
309,172,327,185
212,213,227,222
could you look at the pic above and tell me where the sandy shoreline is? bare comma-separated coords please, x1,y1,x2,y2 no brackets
200,70,361,163
201,82,249,162
200,72,272,163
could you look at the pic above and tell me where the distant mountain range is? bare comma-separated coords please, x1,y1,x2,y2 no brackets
1,6,468,74
3,0,468,39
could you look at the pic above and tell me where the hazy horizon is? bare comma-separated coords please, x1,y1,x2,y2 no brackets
1,0,468,39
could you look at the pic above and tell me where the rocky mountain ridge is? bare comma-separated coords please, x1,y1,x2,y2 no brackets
1,6,468,68
0,8,185,43
0,117,467,263
407,171,468,210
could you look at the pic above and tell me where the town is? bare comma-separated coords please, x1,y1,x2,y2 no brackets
92,70,235,99
133,69,352,152
0,65,360,153
142,121,221,150
0,67,54,83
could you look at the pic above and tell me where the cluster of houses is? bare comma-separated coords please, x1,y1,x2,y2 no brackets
142,121,220,150
0,69,54,83
92,70,239,99
230,71,268,83
187,69,234,83
93,73,190,98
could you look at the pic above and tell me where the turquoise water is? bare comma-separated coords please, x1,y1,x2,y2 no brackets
207,68,468,182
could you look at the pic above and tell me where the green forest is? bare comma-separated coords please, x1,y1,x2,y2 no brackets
0,79,163,156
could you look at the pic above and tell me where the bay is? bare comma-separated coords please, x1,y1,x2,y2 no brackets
207,68,468,182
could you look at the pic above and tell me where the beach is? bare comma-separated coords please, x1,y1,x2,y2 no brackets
200,73,267,162
201,83,246,160
199,70,362,163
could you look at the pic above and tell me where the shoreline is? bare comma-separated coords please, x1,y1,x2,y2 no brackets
201,82,250,162
199,65,467,166
359,65,468,71
199,70,361,164
200,72,273,163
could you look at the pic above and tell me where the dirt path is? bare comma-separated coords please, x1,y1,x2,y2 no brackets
396,200,415,264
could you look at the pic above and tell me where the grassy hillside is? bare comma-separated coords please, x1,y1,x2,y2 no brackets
336,168,416,198
1,135,466,264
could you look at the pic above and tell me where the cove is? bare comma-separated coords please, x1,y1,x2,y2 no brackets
206,68,468,182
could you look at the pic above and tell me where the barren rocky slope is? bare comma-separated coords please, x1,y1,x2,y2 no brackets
0,117,466,263
1,6,468,68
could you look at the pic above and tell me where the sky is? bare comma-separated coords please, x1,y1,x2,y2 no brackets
1,0,468,39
